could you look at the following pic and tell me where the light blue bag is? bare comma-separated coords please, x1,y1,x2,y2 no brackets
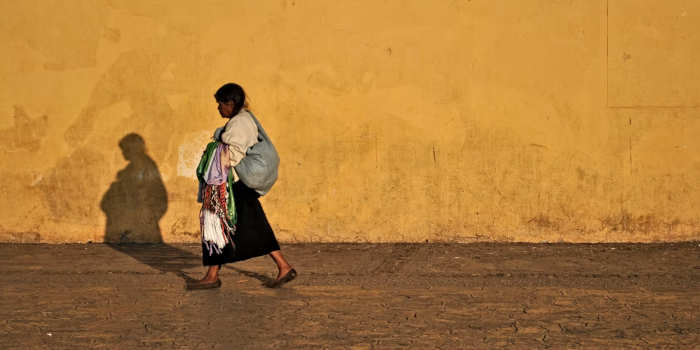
233,111,279,196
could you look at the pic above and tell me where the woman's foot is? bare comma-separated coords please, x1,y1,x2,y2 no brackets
192,275,219,283
268,268,297,288
187,278,222,290
187,265,221,290
276,266,293,280
268,250,297,288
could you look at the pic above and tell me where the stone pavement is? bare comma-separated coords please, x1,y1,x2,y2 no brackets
1,242,698,349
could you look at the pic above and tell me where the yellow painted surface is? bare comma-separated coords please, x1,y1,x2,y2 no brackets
1,0,698,243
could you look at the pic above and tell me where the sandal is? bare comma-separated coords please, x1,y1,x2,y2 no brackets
267,268,297,288
187,278,222,290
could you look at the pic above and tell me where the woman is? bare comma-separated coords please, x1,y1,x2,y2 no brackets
188,83,296,290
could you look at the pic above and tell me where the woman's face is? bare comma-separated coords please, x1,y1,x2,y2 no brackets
217,101,235,118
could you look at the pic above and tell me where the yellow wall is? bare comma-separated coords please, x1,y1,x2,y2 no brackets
1,0,698,243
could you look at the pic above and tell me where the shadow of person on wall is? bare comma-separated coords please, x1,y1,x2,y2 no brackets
101,133,199,282
101,133,274,287
102,133,167,243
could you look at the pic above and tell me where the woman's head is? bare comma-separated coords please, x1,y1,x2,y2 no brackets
214,83,247,118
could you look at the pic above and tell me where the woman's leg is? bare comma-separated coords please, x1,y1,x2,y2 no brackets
269,250,293,280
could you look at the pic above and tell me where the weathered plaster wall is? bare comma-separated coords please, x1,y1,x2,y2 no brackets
1,0,698,243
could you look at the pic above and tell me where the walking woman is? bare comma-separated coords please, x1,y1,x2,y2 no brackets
188,83,296,290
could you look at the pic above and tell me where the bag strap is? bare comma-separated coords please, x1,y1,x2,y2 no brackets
246,110,272,143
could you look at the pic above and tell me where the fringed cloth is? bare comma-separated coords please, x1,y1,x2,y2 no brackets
200,183,234,255
197,141,237,256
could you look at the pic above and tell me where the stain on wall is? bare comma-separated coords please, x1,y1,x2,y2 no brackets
0,106,48,152
0,0,698,242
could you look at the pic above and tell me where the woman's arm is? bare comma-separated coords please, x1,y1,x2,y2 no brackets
220,111,259,168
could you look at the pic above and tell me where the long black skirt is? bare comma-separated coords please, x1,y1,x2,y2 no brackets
202,181,280,266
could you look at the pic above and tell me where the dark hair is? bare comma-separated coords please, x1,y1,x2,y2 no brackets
214,83,247,115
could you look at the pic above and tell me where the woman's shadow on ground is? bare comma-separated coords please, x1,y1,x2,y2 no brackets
100,133,273,286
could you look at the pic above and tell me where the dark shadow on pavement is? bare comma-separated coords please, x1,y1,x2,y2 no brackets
227,265,276,286
105,243,200,283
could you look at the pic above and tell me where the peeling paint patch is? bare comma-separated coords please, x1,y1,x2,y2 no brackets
30,175,43,187
103,27,121,43
527,214,559,230
0,106,48,153
0,231,41,243
39,147,105,224
601,212,681,234
177,131,211,179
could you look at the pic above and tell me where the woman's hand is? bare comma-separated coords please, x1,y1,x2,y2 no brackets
213,127,224,141
220,145,230,169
